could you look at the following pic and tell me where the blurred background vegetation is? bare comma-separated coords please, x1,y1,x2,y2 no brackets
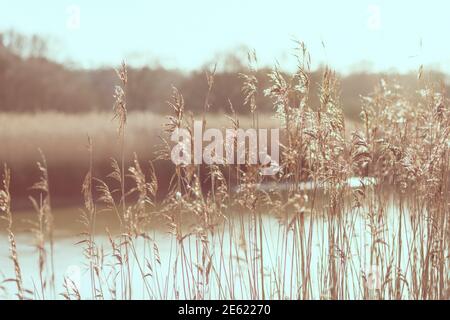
2,31,449,120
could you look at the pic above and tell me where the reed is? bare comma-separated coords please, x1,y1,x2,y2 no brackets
1,47,449,300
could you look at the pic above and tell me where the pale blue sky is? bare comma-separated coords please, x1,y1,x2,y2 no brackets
1,0,449,73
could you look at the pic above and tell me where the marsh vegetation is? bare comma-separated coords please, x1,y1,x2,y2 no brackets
0,45,448,300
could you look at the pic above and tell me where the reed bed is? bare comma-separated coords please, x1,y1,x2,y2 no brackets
0,45,449,300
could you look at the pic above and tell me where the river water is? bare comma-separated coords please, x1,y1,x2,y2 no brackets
0,180,435,299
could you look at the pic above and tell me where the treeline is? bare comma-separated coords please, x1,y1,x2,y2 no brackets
0,31,448,119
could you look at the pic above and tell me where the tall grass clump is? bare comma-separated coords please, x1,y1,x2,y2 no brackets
1,45,448,300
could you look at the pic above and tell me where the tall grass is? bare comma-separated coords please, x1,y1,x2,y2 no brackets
1,45,448,300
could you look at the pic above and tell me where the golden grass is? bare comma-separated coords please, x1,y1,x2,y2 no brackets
0,111,281,168
0,47,448,300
